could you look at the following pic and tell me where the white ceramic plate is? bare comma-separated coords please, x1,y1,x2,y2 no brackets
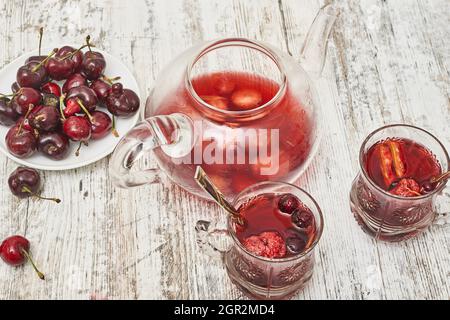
0,46,141,170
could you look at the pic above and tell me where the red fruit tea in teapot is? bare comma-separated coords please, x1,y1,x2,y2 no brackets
152,71,314,198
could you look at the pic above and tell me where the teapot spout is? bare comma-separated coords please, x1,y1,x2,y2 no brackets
300,3,339,78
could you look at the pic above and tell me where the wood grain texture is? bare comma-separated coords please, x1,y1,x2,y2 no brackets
0,0,448,300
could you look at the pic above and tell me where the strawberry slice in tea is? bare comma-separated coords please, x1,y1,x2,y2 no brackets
365,138,442,197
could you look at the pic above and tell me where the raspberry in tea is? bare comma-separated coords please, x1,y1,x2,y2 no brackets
236,193,316,259
365,138,442,197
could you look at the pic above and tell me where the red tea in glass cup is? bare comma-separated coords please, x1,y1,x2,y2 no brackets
350,124,449,241
196,181,323,299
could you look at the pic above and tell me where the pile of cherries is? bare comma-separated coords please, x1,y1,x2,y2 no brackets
0,29,140,160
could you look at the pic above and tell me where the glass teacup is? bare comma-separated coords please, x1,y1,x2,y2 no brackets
349,124,449,241
196,181,324,299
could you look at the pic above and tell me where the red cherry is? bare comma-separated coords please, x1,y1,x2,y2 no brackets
62,73,87,94
0,235,45,280
8,167,61,203
0,97,20,126
5,125,37,158
89,111,113,140
45,46,82,80
291,208,314,230
278,194,301,214
65,86,98,112
81,51,106,80
16,61,48,89
0,235,30,266
105,83,140,117
63,98,81,117
17,105,44,131
41,82,61,97
13,88,42,115
63,116,91,141
90,79,111,102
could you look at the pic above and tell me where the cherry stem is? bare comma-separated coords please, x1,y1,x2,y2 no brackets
86,35,93,52
59,43,93,61
430,170,450,184
22,185,61,204
111,114,119,137
0,93,15,98
102,76,121,85
38,27,44,56
31,48,58,72
76,98,93,121
59,94,67,120
75,141,83,157
20,248,45,280
16,104,33,136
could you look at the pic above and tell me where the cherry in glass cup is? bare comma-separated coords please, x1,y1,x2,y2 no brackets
350,124,449,242
196,181,324,300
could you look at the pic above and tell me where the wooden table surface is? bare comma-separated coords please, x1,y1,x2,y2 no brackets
0,0,448,300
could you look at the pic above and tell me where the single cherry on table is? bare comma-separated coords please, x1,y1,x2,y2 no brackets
0,235,45,280
8,167,61,203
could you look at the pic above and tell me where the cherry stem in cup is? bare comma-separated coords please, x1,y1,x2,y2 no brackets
31,48,58,72
21,185,61,203
194,166,245,226
38,27,44,56
20,248,45,280
111,114,119,137
76,98,93,122
430,170,450,184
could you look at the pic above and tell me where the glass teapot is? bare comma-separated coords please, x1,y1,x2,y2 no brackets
110,4,338,200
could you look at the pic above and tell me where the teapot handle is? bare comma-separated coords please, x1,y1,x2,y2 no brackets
109,113,194,188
